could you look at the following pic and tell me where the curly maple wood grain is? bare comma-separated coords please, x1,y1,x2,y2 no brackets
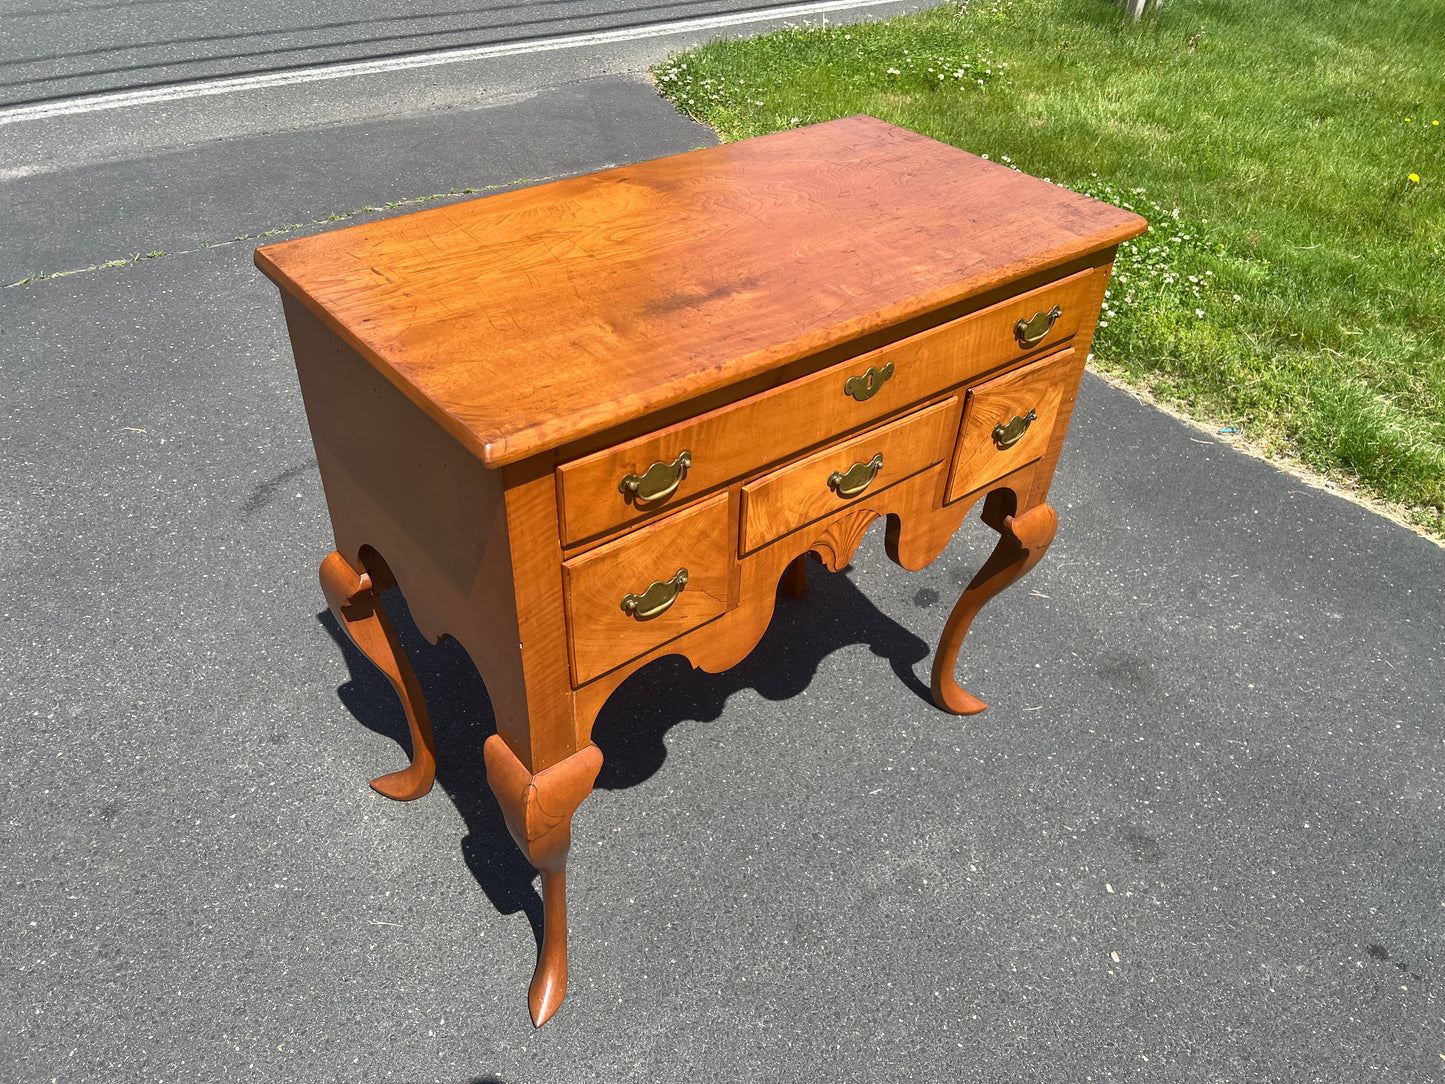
948,348,1075,502
1025,274,1109,509
319,550,437,801
284,297,570,772
554,269,1096,545
571,462,978,745
810,508,882,572
563,493,732,685
255,116,1146,468
262,119,1148,1028
930,499,1059,715
738,396,959,554
484,736,603,1028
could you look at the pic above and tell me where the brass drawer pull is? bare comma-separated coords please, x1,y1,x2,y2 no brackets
619,450,692,504
844,361,895,402
827,453,884,499
992,408,1037,450
1014,304,1062,347
620,568,689,621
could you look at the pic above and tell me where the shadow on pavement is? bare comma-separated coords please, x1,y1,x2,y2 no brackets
318,552,933,950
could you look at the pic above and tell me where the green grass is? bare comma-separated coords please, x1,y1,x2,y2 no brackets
651,0,1445,533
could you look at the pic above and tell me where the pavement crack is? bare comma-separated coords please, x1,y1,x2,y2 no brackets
240,460,318,518
5,249,169,287
3,170,579,288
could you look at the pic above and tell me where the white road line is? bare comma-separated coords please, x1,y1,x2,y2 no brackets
0,0,908,125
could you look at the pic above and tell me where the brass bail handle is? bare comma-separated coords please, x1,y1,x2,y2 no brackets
844,361,895,402
992,408,1038,450
1014,304,1062,347
619,450,692,504
828,453,884,499
620,568,689,621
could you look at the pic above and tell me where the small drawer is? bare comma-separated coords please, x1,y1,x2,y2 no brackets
947,347,1079,502
739,397,961,554
563,493,732,685
555,267,1102,546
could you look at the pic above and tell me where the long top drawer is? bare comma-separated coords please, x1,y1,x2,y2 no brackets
556,266,1100,545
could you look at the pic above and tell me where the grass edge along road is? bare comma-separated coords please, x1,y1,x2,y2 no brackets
650,0,1445,537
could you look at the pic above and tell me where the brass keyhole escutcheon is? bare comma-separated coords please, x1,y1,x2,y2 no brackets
827,453,884,499
620,568,689,621
619,450,692,504
992,408,1037,450
844,361,895,402
1014,304,1062,347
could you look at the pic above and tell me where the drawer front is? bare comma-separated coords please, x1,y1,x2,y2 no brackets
563,493,732,684
740,397,961,554
948,347,1079,502
556,266,1101,545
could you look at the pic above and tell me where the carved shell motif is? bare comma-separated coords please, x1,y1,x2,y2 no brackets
809,509,881,572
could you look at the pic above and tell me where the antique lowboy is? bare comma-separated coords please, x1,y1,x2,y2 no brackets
255,115,1147,1025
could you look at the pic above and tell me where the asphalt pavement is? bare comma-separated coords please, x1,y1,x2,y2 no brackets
3,73,1444,1084
0,0,924,174
3,0,889,106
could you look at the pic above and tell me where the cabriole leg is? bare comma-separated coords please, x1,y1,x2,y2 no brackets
931,498,1058,715
782,552,809,598
483,736,604,1027
319,550,438,800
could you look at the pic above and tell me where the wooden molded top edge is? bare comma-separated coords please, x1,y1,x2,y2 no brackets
256,116,1147,467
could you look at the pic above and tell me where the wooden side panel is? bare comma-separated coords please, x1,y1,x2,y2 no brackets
1026,262,1114,509
282,295,532,755
500,455,579,771
564,494,732,685
739,397,960,554
947,347,1076,502
554,267,1096,544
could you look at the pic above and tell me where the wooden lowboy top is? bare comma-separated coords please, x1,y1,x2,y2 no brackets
254,115,1145,468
